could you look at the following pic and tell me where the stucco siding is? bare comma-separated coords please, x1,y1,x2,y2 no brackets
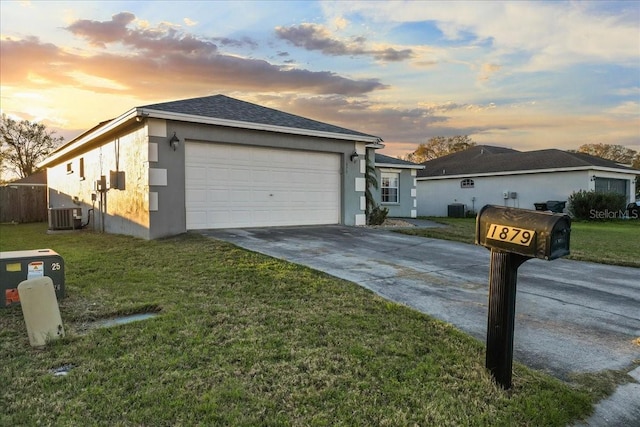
374,167,418,218
146,120,364,237
47,125,150,239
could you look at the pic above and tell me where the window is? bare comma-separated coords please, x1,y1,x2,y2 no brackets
381,172,399,203
66,162,73,174
79,158,85,180
594,178,628,197
461,178,474,188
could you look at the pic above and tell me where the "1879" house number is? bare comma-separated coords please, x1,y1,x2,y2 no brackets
487,224,535,246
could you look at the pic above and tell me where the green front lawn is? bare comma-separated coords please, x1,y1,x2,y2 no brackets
398,218,640,268
0,223,593,425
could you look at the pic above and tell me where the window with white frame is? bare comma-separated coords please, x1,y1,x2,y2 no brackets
461,178,474,188
381,172,399,203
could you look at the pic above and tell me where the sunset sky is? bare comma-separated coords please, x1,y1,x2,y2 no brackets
1,0,639,158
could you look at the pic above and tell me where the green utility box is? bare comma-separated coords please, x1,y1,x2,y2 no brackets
0,249,65,308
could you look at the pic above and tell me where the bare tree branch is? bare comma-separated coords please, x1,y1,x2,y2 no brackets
0,114,64,179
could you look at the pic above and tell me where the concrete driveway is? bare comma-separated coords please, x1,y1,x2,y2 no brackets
199,225,640,423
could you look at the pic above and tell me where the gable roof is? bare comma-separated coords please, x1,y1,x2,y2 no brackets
142,95,377,139
418,145,639,178
40,94,383,168
375,153,424,169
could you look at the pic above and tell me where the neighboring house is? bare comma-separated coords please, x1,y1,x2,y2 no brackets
416,145,639,217
373,154,424,218
38,94,386,239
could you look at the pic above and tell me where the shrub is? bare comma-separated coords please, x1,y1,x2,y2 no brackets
568,190,627,220
368,206,389,225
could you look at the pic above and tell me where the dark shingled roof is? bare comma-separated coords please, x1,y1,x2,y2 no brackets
418,145,639,177
375,153,423,167
142,94,378,139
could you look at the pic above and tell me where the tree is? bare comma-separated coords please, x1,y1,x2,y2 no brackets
576,143,637,164
0,114,63,179
404,135,476,163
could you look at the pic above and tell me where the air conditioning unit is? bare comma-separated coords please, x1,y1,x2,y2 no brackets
48,208,82,230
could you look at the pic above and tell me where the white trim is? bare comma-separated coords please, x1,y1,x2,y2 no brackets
39,106,383,169
147,118,167,138
381,171,399,204
355,214,366,226
149,192,158,211
140,108,382,144
366,143,385,149
149,168,167,186
38,107,139,168
417,166,638,181
2,183,47,187
355,177,366,192
148,143,158,162
375,162,425,170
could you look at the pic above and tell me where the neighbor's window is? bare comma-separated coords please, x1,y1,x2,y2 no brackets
461,178,474,188
66,162,73,174
381,172,399,203
79,158,85,180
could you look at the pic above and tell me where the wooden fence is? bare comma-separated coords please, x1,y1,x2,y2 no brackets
0,185,48,223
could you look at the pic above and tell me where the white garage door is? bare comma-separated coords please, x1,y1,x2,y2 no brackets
185,142,341,229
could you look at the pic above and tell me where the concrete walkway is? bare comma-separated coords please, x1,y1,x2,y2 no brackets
199,225,640,426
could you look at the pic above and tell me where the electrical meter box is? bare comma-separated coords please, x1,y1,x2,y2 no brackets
476,205,571,260
0,249,65,308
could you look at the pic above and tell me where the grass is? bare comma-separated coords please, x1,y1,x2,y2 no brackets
0,223,595,425
397,217,640,268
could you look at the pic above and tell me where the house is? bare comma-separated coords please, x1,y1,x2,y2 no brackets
416,145,639,217
38,95,391,239
373,153,424,218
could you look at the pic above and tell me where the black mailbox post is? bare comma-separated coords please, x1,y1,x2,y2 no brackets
475,205,570,389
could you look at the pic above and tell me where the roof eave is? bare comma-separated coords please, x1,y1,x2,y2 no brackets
38,107,139,168
416,165,639,180
38,107,382,169
375,162,425,170
2,183,47,187
366,142,385,149
141,108,382,144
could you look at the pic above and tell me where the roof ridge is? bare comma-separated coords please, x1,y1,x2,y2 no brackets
417,146,638,177
141,94,378,139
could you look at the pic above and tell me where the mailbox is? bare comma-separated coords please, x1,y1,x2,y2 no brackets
476,205,570,260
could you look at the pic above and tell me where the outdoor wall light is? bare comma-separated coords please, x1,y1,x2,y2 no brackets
591,175,597,182
169,132,180,151
350,151,359,162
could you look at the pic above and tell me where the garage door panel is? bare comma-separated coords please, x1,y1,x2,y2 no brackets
186,142,340,229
